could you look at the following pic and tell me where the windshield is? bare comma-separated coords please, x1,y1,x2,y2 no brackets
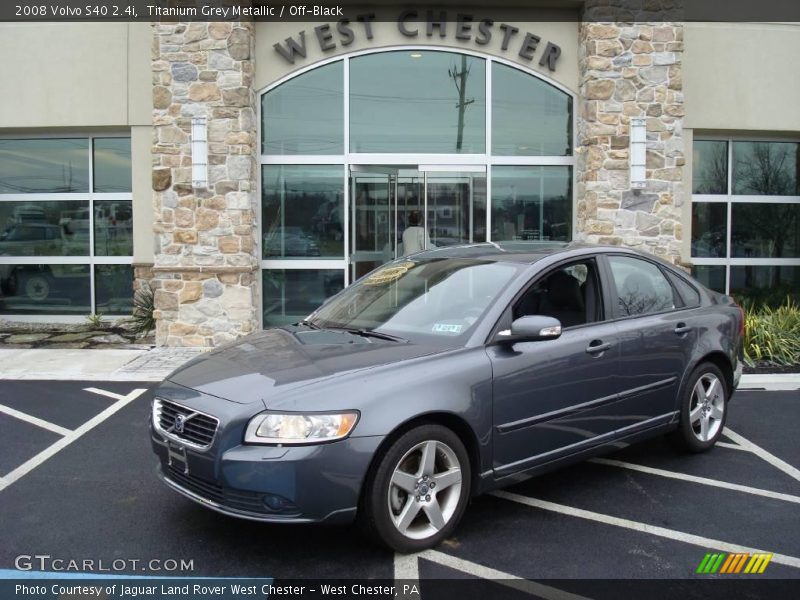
309,258,520,343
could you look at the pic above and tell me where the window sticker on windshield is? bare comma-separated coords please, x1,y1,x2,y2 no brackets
432,323,463,334
363,261,415,286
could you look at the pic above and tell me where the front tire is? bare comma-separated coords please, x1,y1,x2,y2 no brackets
360,424,471,553
672,363,728,453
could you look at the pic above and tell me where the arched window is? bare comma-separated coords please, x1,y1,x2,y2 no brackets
259,49,575,327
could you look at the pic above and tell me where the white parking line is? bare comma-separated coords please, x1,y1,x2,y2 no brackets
716,441,748,451
394,550,591,600
0,388,147,492
84,387,133,402
724,427,800,484
589,458,800,505
0,403,72,437
492,490,800,570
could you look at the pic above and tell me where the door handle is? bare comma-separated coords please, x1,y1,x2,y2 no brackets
586,340,611,355
674,323,692,335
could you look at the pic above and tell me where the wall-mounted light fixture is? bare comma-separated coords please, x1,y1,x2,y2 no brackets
191,116,208,188
630,117,647,190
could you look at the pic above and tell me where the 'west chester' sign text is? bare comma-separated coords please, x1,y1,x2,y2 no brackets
273,11,562,71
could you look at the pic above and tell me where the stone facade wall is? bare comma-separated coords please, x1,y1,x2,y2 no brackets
151,21,259,347
576,14,685,264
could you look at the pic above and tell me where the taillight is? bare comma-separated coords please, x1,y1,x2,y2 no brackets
734,302,745,336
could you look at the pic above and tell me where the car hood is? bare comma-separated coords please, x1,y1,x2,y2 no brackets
166,326,447,405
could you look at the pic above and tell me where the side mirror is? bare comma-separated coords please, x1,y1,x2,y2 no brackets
497,315,562,344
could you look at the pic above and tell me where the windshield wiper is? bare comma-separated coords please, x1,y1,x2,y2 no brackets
298,319,321,330
336,327,407,343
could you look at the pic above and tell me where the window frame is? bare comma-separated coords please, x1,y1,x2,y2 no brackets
691,135,800,296
599,253,688,321
488,256,607,344
258,46,578,330
0,133,133,321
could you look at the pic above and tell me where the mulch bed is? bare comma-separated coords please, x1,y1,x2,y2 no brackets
744,363,800,375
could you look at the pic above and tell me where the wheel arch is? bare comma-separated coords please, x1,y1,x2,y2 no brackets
693,351,734,397
358,411,483,509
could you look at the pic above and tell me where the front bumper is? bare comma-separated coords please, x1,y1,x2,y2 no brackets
151,427,383,524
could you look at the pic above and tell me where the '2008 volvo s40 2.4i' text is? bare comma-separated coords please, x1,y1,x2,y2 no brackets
151,243,743,552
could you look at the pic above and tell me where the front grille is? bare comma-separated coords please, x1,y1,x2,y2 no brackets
153,398,219,449
164,465,278,515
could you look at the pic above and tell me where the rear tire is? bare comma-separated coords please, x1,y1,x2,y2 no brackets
360,424,471,553
671,363,728,453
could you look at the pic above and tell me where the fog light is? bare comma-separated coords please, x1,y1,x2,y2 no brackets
263,493,297,512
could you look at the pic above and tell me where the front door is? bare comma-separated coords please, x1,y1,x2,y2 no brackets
488,258,623,477
349,166,486,281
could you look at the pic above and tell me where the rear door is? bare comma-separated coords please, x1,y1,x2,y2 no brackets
489,257,623,477
600,254,697,433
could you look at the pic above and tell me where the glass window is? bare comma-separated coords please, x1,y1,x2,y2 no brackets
262,61,343,155
692,140,728,195
514,260,600,327
666,270,701,307
608,255,675,317
732,141,799,196
0,263,91,315
350,51,486,153
0,138,89,193
0,200,90,256
263,269,344,327
692,265,726,294
94,265,133,315
262,165,344,259
491,166,572,242
93,138,132,192
311,258,518,342
492,62,572,156
94,200,133,256
730,265,800,307
691,202,727,258
731,203,799,258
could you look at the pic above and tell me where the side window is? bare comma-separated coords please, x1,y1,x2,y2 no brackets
608,256,675,317
513,259,602,328
666,270,701,307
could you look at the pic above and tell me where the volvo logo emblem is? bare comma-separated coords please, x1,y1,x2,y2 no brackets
174,414,186,434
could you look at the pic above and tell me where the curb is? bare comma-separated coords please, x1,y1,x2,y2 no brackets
739,373,800,392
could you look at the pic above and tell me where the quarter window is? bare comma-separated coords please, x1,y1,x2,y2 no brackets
608,256,675,317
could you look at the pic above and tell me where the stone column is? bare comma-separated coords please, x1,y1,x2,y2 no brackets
576,5,685,263
151,21,259,346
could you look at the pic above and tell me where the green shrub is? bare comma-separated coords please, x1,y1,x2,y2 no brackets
128,283,155,337
85,313,104,327
743,297,800,367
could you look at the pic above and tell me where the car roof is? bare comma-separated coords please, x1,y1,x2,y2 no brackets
412,241,646,264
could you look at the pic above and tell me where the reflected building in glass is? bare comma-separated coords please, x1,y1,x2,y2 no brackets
1,15,798,341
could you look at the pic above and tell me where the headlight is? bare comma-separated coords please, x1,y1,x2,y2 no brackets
244,412,359,445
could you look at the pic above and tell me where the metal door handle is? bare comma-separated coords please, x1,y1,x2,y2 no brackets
586,341,611,354
674,323,692,335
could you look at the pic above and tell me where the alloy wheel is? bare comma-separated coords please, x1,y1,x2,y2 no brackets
387,440,462,540
689,373,725,442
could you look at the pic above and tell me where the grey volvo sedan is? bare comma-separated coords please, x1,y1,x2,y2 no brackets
150,243,743,552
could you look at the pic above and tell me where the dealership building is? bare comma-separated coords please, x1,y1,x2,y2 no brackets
0,4,798,346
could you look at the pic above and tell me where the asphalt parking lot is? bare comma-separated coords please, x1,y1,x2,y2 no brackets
0,381,798,589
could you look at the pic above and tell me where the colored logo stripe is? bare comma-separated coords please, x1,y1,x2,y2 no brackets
697,552,772,574
720,553,749,573
744,553,773,574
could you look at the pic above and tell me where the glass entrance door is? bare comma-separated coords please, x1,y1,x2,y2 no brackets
349,166,486,281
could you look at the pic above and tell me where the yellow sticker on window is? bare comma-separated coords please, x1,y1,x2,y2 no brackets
363,261,415,286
